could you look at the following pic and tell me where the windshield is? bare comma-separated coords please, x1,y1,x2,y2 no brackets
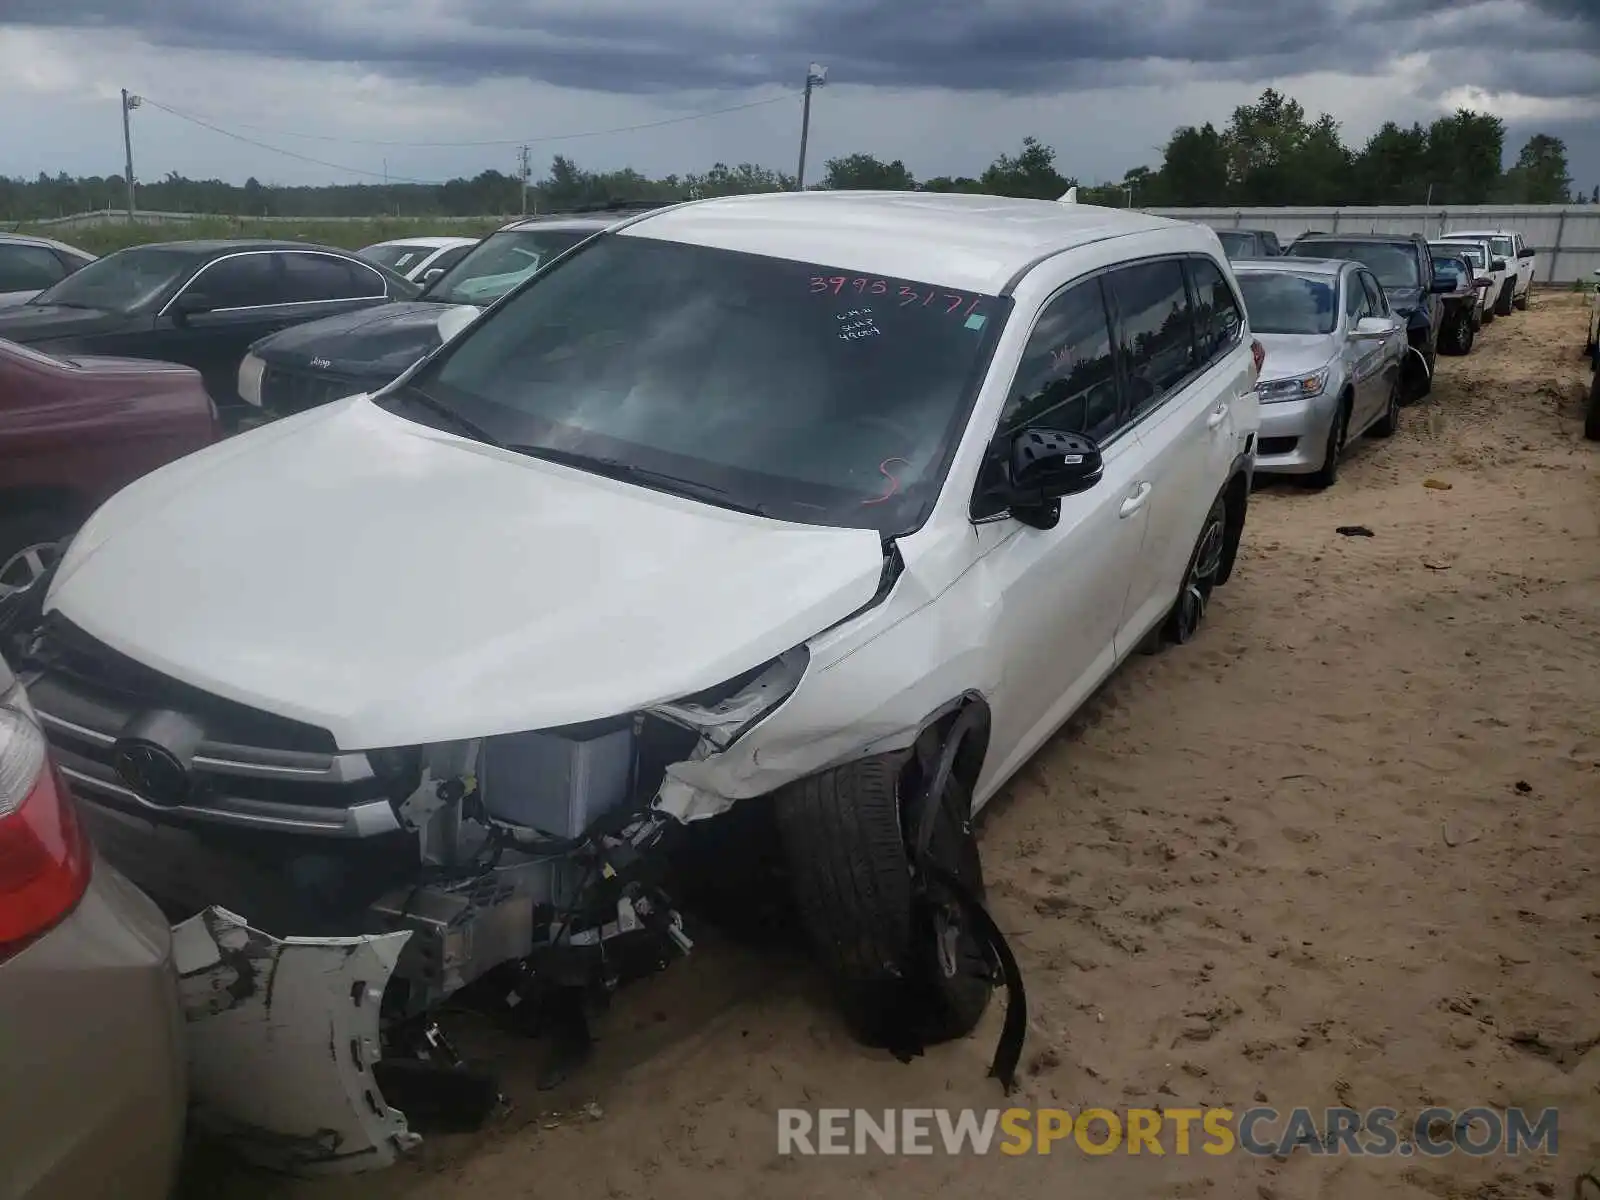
1288,240,1420,289
423,229,591,306
1435,242,1486,268
397,234,1009,534
1431,258,1468,288
1237,272,1337,335
362,243,436,273
1215,231,1255,259
30,246,197,313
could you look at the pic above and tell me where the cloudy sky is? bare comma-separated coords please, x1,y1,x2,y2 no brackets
2,0,1597,195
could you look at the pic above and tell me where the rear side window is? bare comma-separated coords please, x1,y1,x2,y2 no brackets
1108,260,1197,421
278,253,386,303
1186,257,1243,365
187,253,278,309
998,276,1120,443
0,244,68,292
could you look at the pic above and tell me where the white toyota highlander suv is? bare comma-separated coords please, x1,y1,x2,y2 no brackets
7,192,1261,1167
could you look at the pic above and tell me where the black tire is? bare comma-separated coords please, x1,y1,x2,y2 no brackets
1445,308,1474,355
774,754,991,1048
1513,289,1528,312
0,510,77,598
1481,303,1494,326
1305,396,1349,491
1495,281,1514,317
1162,492,1229,645
1369,375,1401,438
1585,370,1600,442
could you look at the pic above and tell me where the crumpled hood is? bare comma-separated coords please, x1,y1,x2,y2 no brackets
45,398,887,749
1257,332,1337,381
251,301,475,380
0,303,122,343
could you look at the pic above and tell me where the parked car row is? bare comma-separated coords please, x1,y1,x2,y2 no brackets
1584,267,1599,441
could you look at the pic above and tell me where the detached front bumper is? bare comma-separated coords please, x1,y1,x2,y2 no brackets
172,907,418,1175
1252,390,1341,475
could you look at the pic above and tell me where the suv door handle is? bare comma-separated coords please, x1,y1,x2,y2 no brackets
1119,482,1152,518
1205,402,1228,429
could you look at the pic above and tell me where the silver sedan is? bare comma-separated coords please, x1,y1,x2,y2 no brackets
1235,258,1407,489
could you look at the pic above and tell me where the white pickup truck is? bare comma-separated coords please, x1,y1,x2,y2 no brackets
1442,228,1534,315
1585,268,1598,441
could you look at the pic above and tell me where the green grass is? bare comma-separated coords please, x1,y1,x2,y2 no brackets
15,216,506,256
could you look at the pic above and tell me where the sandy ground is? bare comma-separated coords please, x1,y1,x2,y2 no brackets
189,292,1600,1200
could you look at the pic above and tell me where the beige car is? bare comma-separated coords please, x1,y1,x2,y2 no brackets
0,654,186,1200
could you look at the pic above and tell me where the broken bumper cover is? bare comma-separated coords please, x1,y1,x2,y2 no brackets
172,907,419,1174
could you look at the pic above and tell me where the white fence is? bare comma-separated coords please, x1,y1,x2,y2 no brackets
1144,205,1599,284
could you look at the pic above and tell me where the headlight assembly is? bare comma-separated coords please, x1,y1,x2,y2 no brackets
1256,366,1330,403
647,647,809,751
237,353,266,407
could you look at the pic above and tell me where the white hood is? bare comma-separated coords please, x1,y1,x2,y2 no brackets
46,398,887,749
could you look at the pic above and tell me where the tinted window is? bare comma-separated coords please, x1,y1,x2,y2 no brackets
186,254,278,309
425,229,591,306
1288,240,1420,288
998,277,1119,443
1360,273,1388,316
33,245,196,313
1109,260,1197,420
1490,236,1514,257
1238,272,1336,335
1431,257,1467,288
406,235,1010,535
0,245,68,292
1188,257,1244,363
1263,233,1283,254
279,253,384,303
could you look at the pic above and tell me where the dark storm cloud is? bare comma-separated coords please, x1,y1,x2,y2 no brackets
5,0,1597,96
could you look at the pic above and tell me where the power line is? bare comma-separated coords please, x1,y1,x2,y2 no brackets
136,91,797,150
136,97,445,183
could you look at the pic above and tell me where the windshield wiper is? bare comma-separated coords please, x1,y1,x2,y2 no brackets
506,444,773,517
386,384,504,447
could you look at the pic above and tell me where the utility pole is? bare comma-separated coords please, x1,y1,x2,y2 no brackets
518,145,532,215
120,89,141,219
794,63,827,191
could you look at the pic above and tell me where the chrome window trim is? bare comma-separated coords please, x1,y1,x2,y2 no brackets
158,248,391,316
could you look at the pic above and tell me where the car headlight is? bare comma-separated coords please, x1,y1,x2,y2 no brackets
237,353,266,407
1256,367,1329,403
647,648,809,751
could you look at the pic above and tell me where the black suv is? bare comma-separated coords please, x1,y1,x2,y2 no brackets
1286,231,1452,400
240,203,669,419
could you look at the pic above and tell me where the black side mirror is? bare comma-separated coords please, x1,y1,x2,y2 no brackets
171,291,213,321
1491,258,1508,272
420,268,445,285
988,427,1104,529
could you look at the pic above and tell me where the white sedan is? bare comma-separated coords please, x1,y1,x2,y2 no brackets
356,235,478,285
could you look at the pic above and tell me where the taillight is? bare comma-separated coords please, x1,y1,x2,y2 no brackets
1251,338,1266,378
0,705,93,961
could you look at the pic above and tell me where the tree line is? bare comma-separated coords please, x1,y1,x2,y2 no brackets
3,88,1590,223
